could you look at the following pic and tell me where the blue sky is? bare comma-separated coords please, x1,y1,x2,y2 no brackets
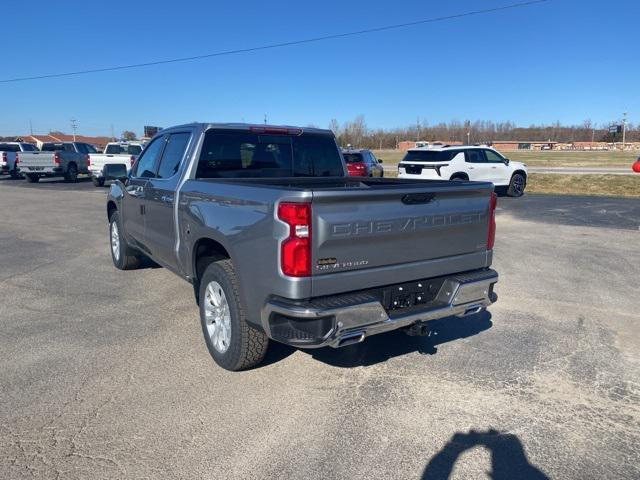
1,0,637,136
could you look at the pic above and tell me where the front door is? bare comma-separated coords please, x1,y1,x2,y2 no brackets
144,131,193,268
122,136,166,253
483,149,510,185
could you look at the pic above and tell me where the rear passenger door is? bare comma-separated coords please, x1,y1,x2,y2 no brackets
464,149,491,181
144,131,193,268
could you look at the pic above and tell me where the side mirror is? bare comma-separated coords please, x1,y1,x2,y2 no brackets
103,163,128,183
504,158,510,165
378,159,383,164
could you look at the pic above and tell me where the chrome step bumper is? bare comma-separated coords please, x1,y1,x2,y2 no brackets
263,268,498,348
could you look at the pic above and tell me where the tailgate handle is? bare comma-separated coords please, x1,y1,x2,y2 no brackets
401,193,435,205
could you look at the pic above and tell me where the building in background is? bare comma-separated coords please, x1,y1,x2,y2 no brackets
14,133,113,150
491,141,557,151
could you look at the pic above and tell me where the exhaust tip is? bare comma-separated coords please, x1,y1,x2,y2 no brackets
337,331,365,347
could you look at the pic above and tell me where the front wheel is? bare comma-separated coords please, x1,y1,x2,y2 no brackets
109,211,140,270
92,177,105,187
199,259,269,371
507,173,526,197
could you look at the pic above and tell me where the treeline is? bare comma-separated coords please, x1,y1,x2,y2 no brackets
327,116,640,149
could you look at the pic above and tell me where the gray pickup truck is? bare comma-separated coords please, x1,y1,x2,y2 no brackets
106,123,498,371
18,141,95,182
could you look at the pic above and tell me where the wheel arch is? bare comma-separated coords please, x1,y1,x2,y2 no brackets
449,172,469,181
192,237,232,304
107,201,118,221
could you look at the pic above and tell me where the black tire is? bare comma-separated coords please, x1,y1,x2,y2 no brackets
507,173,526,197
92,177,105,187
10,169,21,179
64,163,78,183
26,174,39,183
450,175,467,182
199,259,269,371
109,211,140,270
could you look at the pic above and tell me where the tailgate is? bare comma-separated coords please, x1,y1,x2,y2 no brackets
18,152,56,168
311,182,493,293
89,154,128,168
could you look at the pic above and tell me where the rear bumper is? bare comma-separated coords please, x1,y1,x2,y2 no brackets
262,268,498,348
20,166,61,174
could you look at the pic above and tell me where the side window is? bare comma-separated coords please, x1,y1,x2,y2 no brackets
156,133,191,179
465,150,485,163
85,144,98,154
484,149,505,163
76,143,88,154
133,137,165,178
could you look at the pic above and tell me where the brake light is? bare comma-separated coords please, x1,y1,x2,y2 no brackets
487,192,497,249
277,202,311,277
53,152,61,165
1,152,6,162
14,152,18,165
249,125,303,135
87,155,91,166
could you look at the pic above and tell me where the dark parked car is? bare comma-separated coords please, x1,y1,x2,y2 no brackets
342,148,384,177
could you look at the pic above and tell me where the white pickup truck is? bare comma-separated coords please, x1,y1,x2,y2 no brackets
88,142,144,187
0,142,39,178
18,141,96,183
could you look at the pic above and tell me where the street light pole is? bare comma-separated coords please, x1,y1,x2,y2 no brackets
70,118,78,141
622,112,627,150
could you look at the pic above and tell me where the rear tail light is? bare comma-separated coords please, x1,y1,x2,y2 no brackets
1,152,6,163
87,155,91,166
53,152,61,165
14,152,19,165
277,202,311,277
487,192,497,250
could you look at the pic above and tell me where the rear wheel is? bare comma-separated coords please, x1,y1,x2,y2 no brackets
92,177,105,187
507,173,526,197
26,174,39,183
450,174,468,182
199,259,269,371
109,211,140,270
10,169,21,179
64,163,78,183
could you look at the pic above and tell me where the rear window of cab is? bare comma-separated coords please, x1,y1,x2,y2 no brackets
402,150,459,162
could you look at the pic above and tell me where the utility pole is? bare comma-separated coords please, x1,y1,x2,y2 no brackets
110,124,115,141
29,119,33,135
623,113,627,147
264,114,267,125
70,118,78,141
467,131,470,144
416,117,421,141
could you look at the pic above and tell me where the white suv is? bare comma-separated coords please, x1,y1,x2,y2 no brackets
397,146,528,197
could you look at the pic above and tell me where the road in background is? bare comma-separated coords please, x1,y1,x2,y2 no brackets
1,178,638,479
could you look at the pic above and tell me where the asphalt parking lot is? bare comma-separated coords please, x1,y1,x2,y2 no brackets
1,176,639,479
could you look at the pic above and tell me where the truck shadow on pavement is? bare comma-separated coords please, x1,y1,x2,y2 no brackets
296,310,493,368
422,428,549,480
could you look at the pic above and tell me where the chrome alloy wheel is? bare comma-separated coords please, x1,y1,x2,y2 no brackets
204,281,232,353
111,221,120,261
